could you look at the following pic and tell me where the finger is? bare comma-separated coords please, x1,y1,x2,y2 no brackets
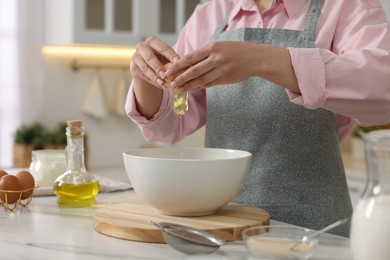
202,76,224,89
144,37,180,77
171,57,215,88
179,67,222,92
166,47,210,77
132,55,164,88
137,43,167,79
131,54,156,81
147,37,180,63
131,64,153,85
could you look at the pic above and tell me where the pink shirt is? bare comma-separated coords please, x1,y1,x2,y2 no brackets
126,0,390,144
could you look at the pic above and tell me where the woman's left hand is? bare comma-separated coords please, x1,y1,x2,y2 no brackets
165,41,260,91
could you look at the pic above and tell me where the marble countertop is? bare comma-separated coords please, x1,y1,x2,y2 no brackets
0,167,354,260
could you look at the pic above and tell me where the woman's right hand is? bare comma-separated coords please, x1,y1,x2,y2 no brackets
130,36,180,88
130,37,180,119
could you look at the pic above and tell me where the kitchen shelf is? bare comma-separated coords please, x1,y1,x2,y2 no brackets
71,60,129,71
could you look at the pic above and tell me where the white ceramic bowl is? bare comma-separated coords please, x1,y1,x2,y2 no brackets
123,147,252,216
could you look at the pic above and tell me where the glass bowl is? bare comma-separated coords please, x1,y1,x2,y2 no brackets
242,225,319,260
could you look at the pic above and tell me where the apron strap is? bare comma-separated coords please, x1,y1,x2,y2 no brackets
212,0,322,42
211,11,231,38
303,0,322,43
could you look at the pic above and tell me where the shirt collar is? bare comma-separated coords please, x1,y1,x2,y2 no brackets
229,0,310,23
283,0,310,18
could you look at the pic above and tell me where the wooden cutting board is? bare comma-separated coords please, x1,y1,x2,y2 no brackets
93,200,270,243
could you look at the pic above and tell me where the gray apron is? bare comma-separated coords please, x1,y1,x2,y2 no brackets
205,0,352,237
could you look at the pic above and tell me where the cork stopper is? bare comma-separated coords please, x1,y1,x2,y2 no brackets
67,120,83,138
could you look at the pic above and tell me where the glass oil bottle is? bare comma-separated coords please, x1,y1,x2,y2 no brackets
54,120,99,207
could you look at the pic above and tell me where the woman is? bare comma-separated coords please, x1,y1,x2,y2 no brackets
126,0,390,237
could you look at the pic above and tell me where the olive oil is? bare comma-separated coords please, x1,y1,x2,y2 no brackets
54,181,99,207
54,120,99,207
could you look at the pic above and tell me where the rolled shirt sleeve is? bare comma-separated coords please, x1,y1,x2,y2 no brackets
287,3,390,129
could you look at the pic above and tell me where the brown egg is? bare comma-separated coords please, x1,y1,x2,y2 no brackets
0,175,22,204
16,170,35,199
0,169,8,179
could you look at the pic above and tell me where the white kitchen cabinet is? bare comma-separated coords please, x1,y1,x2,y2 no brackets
155,0,201,45
380,0,390,20
45,0,201,46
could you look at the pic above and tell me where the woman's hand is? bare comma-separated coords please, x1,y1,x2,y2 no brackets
130,37,180,119
164,41,300,93
164,41,260,91
130,36,180,88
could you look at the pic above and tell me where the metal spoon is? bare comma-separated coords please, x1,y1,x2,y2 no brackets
290,218,349,251
150,221,226,255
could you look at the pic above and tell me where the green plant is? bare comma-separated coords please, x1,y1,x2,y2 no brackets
13,122,48,146
46,122,68,145
14,121,88,146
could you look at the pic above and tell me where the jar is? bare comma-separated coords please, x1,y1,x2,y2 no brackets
350,130,390,260
29,150,67,187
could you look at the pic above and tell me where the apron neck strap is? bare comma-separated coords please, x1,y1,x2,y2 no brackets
211,0,323,40
303,0,322,43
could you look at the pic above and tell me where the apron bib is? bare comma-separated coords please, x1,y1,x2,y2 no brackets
205,0,352,237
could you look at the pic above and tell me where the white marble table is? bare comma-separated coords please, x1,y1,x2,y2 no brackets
0,167,353,260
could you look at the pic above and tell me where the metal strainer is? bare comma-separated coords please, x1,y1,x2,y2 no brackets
151,221,226,255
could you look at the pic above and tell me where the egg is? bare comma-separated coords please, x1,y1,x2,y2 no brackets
16,170,35,199
0,169,8,179
0,175,22,204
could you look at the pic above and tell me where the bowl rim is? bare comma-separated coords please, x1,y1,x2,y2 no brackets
242,225,315,238
242,226,316,258
123,147,252,161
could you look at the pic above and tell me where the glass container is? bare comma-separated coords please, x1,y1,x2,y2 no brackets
350,129,390,260
53,120,99,207
29,150,66,187
242,225,318,260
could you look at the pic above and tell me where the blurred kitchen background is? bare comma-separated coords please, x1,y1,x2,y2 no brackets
0,0,389,176
0,0,208,170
